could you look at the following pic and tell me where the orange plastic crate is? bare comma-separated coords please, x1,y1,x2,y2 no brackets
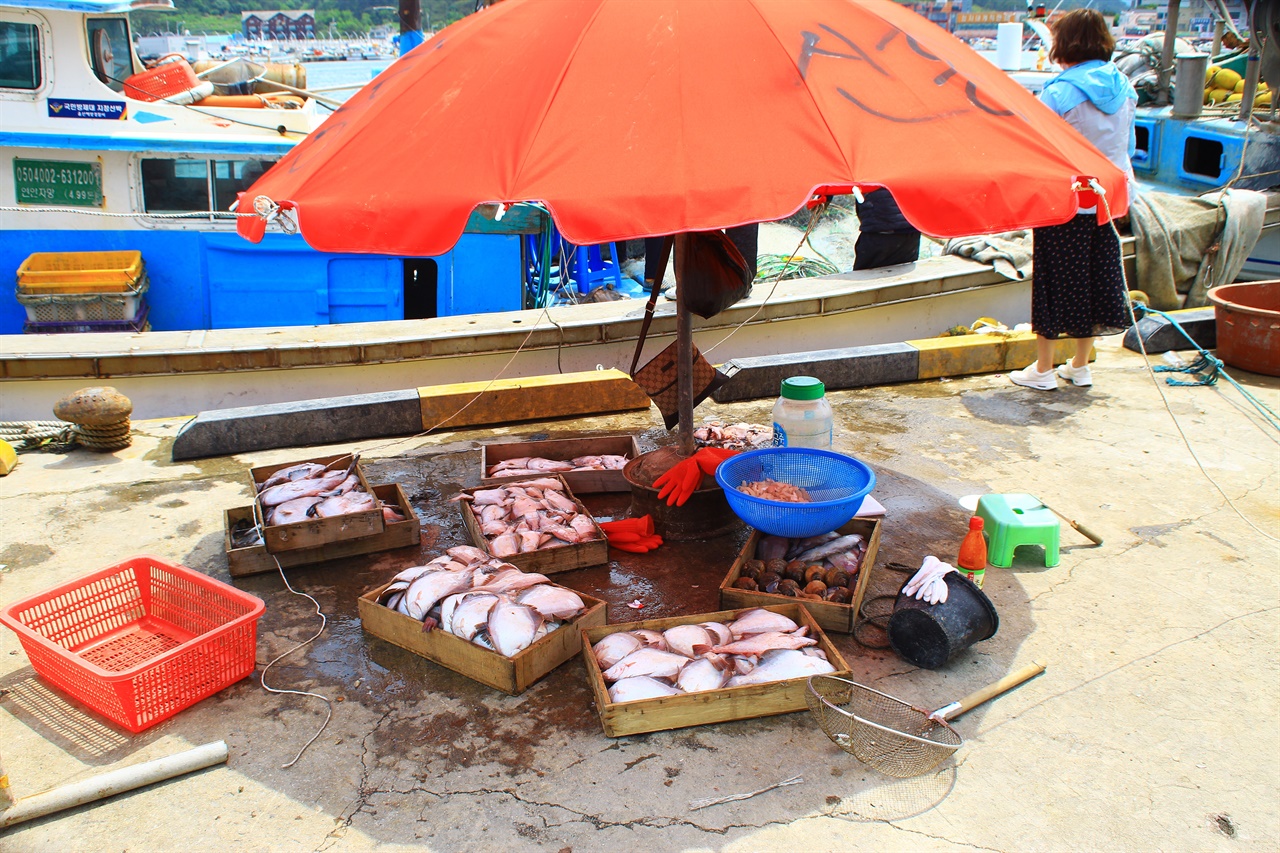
0,556,264,733
17,251,145,293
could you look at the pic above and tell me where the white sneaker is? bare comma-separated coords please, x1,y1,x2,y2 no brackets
1056,361,1093,386
1009,364,1058,390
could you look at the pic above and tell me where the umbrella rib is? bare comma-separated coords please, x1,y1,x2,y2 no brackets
505,0,612,206
744,0,858,191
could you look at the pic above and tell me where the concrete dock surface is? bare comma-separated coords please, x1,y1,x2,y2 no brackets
1,335,1277,851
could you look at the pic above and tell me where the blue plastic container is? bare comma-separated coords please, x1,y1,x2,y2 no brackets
715,448,875,538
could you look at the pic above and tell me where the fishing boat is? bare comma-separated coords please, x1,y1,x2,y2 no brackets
0,0,539,340
978,6,1280,280
2,0,1278,423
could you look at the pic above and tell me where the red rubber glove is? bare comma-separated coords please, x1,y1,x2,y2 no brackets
694,446,738,476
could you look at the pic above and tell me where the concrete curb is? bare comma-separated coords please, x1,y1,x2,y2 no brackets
172,321,1186,461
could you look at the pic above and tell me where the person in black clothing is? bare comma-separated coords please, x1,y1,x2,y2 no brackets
853,188,920,270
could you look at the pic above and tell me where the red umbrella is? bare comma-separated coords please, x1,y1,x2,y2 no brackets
237,0,1129,452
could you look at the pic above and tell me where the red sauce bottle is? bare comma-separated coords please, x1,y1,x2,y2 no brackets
958,516,987,589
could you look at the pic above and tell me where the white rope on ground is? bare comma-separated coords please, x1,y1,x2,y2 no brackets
1092,179,1280,544
259,546,335,770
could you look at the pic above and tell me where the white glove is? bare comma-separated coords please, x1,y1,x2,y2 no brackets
903,556,955,605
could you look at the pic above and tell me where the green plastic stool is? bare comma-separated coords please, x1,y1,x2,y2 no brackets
975,493,1060,568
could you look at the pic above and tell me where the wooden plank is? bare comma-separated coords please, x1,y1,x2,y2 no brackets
719,518,881,634
457,475,608,574
418,369,651,431
480,434,640,494
580,604,851,737
248,454,385,553
226,483,419,578
358,579,606,695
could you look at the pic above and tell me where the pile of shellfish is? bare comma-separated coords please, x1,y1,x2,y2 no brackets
731,531,867,603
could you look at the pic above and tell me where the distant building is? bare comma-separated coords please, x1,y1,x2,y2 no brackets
241,10,316,40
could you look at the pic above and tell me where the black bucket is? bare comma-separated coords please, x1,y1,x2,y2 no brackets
888,573,999,669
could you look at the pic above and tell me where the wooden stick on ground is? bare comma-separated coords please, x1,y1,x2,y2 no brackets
687,775,803,811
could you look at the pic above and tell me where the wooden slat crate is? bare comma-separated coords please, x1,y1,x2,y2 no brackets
358,580,606,695
581,603,850,737
225,483,418,577
480,434,641,494
458,475,608,574
720,518,882,634
249,454,384,552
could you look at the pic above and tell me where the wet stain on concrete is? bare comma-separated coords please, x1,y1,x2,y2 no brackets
158,498,188,508
961,388,1094,426
174,520,201,538
103,477,217,505
0,543,55,569
1130,520,1193,547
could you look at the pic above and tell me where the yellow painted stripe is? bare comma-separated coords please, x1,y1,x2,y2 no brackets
907,333,1089,379
419,369,651,431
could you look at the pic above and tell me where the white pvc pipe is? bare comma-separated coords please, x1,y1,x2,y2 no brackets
0,741,228,829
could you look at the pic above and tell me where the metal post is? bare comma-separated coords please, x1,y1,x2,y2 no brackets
1155,0,1181,106
398,0,420,35
1238,45,1262,121
673,236,696,458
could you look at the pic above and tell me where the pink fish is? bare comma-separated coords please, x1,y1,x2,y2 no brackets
727,608,800,639
267,496,324,526
516,584,585,620
259,462,327,491
313,491,376,518
488,599,543,657
490,532,519,557
603,648,689,682
593,632,643,669
474,569,551,595
608,676,681,702
258,467,351,508
708,630,816,656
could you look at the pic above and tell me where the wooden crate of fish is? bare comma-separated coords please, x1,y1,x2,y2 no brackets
720,519,880,634
249,454,384,553
480,434,640,493
581,604,850,738
224,483,419,578
457,475,608,574
357,546,606,695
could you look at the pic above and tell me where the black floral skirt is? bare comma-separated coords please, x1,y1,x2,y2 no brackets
1032,215,1132,339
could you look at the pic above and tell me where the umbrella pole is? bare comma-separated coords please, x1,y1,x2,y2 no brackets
674,240,696,458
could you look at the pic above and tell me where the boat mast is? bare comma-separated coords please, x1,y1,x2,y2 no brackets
1155,0,1181,106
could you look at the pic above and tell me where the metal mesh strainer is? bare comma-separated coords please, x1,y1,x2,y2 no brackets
806,663,1046,777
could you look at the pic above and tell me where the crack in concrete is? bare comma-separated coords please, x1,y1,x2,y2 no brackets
974,605,1279,739
350,782,797,836
315,707,394,853
882,819,1005,852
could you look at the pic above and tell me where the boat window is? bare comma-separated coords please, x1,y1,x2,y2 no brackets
1183,136,1225,181
141,159,210,212
0,22,41,90
212,159,274,212
86,18,131,92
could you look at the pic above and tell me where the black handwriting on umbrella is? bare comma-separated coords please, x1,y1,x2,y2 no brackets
799,23,1014,123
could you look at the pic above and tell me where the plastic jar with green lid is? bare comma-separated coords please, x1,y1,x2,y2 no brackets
771,376,833,449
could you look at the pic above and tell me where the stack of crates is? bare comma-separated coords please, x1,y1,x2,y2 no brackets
16,251,150,334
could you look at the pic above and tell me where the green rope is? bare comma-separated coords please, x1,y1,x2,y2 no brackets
1136,304,1280,431
754,252,839,282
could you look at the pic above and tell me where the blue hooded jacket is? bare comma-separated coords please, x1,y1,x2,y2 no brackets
1040,59,1138,117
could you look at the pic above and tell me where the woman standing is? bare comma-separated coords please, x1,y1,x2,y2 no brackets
1009,8,1138,391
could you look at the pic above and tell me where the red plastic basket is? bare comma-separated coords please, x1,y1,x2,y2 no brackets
0,556,264,733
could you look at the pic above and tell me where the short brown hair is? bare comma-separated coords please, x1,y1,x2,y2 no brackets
1049,8,1115,66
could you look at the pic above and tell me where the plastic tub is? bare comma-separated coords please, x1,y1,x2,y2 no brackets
18,275,149,325
888,573,998,670
1208,281,1280,377
0,556,264,732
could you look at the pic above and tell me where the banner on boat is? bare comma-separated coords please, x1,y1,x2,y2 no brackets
13,158,104,207
47,98,126,121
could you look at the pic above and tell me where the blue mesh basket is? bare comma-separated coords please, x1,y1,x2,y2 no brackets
715,448,875,538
